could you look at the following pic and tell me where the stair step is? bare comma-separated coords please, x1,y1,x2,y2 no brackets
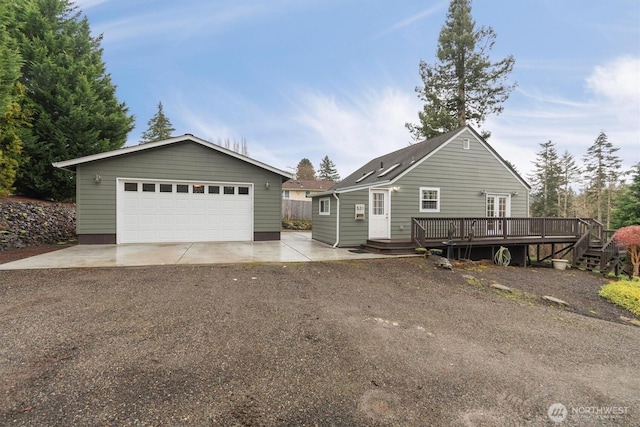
360,238,418,255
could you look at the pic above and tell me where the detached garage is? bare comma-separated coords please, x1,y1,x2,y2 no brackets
53,135,292,244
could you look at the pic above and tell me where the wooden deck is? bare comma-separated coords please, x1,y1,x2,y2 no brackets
404,217,621,272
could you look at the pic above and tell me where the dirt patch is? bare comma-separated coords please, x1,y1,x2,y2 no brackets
450,258,636,325
1,258,638,426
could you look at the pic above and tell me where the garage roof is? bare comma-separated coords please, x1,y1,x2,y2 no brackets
53,134,293,181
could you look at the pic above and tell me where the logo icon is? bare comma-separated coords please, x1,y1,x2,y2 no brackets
548,403,568,423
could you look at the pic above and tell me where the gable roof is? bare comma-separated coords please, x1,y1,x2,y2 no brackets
316,125,529,195
52,134,293,181
282,179,336,191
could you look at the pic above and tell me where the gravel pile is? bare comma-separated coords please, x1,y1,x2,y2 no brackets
0,199,76,250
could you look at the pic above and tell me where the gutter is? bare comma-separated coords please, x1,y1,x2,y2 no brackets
332,192,340,248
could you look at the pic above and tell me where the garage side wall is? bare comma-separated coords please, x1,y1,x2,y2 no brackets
75,142,283,243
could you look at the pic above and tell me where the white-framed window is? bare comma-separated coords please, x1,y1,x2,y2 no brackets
282,190,290,199
462,138,470,150
419,187,440,212
319,198,330,215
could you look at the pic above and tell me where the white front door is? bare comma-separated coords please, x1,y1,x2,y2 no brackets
369,189,390,239
486,194,510,235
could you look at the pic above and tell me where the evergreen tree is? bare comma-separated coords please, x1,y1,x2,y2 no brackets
528,141,562,217
140,101,175,143
406,0,515,140
318,155,340,182
0,0,26,196
582,131,621,226
296,158,316,180
12,0,134,200
611,163,640,228
558,150,581,217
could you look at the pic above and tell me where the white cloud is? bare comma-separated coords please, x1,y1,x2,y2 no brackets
586,56,640,104
290,87,420,176
376,3,447,38
487,56,640,181
74,0,108,10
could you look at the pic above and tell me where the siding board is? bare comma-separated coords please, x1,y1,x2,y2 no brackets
76,142,284,237
312,128,529,246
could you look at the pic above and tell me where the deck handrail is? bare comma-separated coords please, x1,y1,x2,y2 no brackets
411,218,426,247
411,217,586,245
571,219,593,267
599,233,621,273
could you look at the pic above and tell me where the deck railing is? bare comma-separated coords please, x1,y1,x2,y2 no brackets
411,217,589,248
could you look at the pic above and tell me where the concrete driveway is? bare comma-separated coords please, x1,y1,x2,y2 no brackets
0,231,400,270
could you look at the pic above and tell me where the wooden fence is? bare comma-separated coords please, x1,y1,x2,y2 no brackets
282,200,312,220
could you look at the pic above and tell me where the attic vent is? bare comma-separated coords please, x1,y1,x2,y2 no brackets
377,163,400,177
462,138,470,150
355,170,375,183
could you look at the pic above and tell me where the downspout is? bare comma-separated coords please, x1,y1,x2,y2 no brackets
333,192,340,248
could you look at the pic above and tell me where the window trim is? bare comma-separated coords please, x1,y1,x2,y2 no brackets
319,197,330,215
419,187,440,213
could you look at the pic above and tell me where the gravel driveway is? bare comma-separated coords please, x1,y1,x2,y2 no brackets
1,258,638,426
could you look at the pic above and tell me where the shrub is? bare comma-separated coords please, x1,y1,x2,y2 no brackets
613,226,640,278
599,280,640,317
281,219,312,230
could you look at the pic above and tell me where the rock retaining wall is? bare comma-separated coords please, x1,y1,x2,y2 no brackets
0,200,76,250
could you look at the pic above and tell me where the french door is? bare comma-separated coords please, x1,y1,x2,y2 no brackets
486,194,509,235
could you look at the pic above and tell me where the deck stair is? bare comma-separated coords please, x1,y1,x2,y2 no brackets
572,220,623,275
361,239,417,255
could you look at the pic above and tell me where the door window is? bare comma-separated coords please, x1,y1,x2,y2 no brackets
372,192,385,215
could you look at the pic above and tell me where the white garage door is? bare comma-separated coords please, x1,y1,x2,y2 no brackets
117,179,253,243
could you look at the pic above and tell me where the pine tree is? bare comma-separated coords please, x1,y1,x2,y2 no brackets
582,131,621,226
611,163,640,228
296,158,316,180
318,155,340,182
12,0,134,200
558,150,581,217
0,0,26,196
529,141,562,217
406,0,516,140
140,101,175,144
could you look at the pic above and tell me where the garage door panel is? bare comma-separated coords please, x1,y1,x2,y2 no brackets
119,180,253,243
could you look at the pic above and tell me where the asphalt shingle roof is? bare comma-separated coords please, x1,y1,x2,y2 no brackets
333,127,464,191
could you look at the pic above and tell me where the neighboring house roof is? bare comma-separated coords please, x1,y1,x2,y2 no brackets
52,134,293,181
282,179,336,192
314,125,529,195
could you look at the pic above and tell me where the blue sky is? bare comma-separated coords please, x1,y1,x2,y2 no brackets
76,0,639,181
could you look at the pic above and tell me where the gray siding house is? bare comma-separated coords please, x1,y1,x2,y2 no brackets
311,126,530,247
54,134,292,244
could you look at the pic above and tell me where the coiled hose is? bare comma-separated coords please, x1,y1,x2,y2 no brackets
494,246,511,266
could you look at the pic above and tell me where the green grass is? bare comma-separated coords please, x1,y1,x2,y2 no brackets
599,279,640,317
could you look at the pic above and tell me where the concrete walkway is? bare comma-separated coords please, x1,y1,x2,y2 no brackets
0,232,405,270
